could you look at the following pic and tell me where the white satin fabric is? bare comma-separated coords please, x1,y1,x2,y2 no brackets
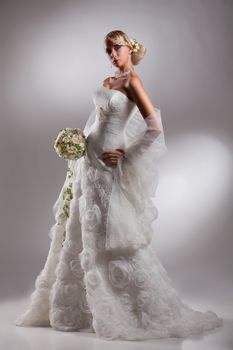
14,86,223,340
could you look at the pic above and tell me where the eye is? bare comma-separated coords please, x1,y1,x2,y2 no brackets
114,45,122,50
105,45,122,55
105,47,112,55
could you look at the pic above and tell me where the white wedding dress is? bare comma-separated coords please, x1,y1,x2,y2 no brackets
14,85,223,340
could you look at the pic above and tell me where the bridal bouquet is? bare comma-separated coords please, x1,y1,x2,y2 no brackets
54,127,87,160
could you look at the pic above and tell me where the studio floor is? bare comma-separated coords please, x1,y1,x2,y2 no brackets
1,297,232,350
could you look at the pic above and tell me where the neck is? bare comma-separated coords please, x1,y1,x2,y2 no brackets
116,64,134,74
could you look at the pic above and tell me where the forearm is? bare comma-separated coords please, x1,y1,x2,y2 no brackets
124,111,162,158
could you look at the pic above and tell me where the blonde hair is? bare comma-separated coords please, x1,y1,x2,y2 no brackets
104,30,146,66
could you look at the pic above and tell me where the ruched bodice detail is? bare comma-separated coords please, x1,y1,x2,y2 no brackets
86,86,136,170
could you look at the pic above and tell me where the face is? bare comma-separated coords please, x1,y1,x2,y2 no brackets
105,41,132,68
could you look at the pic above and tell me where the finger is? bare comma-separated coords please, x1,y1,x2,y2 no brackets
103,157,116,163
106,157,117,163
115,148,125,154
102,151,121,156
103,155,119,160
102,154,112,160
102,153,115,158
103,155,119,161
102,151,115,155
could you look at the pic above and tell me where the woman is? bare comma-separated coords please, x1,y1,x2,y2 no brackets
15,30,223,340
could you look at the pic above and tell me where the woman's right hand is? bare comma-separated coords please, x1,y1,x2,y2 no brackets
100,148,125,167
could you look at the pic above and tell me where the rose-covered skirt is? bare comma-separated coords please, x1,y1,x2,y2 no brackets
14,155,223,340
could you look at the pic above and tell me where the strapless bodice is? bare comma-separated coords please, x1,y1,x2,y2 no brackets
85,86,137,171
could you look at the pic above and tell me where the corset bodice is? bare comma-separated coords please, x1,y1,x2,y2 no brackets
85,86,136,170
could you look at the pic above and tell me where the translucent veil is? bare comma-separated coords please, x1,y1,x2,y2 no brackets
83,107,97,137
121,105,168,196
103,104,168,251
123,105,168,160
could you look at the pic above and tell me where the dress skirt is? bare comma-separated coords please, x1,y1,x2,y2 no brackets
14,155,223,340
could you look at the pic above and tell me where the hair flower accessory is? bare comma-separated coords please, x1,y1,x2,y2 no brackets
130,38,140,53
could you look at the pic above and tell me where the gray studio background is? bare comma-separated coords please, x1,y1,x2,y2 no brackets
1,0,232,318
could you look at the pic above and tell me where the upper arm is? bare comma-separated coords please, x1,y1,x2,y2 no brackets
127,76,156,118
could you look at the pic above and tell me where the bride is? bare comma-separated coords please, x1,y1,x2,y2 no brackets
14,30,223,340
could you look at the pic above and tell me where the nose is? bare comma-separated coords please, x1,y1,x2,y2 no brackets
109,48,117,58
110,51,116,58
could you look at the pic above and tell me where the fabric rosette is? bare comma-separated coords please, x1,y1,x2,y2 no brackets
54,127,88,160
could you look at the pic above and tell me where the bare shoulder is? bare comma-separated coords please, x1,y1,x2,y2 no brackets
127,72,144,89
127,73,156,118
126,72,145,98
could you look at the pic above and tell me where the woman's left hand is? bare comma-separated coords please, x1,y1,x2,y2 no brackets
100,148,125,167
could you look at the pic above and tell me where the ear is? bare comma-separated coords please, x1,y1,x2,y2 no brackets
127,46,133,55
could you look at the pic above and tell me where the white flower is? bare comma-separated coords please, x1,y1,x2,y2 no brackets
130,38,140,52
136,290,154,310
85,269,101,290
133,269,152,289
108,259,133,289
62,136,70,143
69,145,77,153
72,135,81,144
